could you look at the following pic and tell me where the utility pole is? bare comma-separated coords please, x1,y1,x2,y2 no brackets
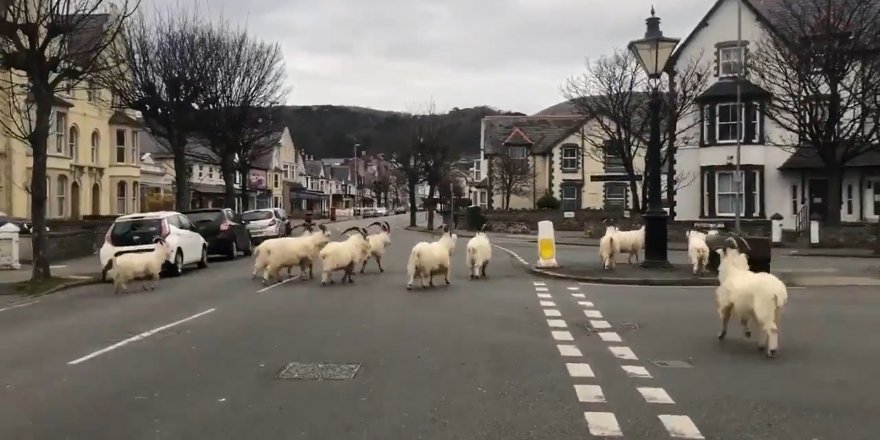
353,143,359,218
734,0,743,233
449,181,455,229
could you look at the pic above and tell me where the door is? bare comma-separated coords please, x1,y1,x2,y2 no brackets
176,214,202,263
808,179,828,221
71,182,81,219
91,183,100,215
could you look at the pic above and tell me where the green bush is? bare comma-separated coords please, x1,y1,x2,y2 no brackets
536,191,561,210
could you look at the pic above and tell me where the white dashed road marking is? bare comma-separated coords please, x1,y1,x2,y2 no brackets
637,387,676,404
584,310,603,318
574,384,607,403
565,362,595,378
566,286,579,291
539,300,556,307
535,287,549,292
621,365,653,378
608,346,638,360
590,320,611,329
571,293,586,298
658,415,705,439
547,319,567,328
543,309,561,317
584,412,623,437
533,282,546,286
577,301,595,307
598,332,622,342
537,293,552,299
557,344,583,357
0,300,39,313
256,274,302,293
551,330,574,341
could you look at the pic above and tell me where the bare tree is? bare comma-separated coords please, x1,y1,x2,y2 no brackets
750,0,880,226
381,115,423,227
192,22,288,211
0,0,138,280
101,4,217,212
416,114,456,230
562,48,708,213
490,149,532,210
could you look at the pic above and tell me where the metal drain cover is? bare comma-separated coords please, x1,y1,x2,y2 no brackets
276,362,361,380
649,360,693,368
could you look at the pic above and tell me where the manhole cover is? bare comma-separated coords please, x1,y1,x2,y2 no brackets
649,360,693,368
616,323,640,332
276,362,361,380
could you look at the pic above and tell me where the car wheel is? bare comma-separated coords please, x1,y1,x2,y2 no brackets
227,240,238,260
169,250,184,277
242,239,253,256
198,246,208,269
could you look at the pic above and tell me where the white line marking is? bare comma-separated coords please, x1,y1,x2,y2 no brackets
557,344,583,357
256,274,302,293
577,281,806,290
577,301,595,307
551,330,574,341
533,282,546,286
571,293,586,298
68,309,217,365
590,320,611,329
575,384,606,403
537,293,552,299
584,310,603,318
566,286,580,291
621,365,652,378
565,362,595,378
543,309,561,317
535,287,549,292
547,319,567,328
598,332,622,342
0,300,39,313
539,300,556,307
637,387,676,404
609,346,638,360
584,412,623,437
658,415,704,439
49,264,67,269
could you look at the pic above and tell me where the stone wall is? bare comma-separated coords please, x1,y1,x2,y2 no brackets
18,230,99,263
817,223,878,249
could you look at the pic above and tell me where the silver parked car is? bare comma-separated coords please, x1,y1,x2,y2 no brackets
241,208,288,244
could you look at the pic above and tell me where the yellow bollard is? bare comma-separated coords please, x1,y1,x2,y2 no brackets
536,220,559,268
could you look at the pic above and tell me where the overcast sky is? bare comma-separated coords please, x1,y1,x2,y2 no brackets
150,0,709,114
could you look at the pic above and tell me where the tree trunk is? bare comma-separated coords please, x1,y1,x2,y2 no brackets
221,156,237,209
408,179,417,227
172,141,191,212
29,95,53,281
504,187,512,210
426,185,436,229
628,178,642,213
238,168,250,212
825,166,843,226
875,216,880,255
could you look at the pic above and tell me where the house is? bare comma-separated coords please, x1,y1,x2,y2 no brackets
671,0,880,230
480,113,645,211
0,10,142,219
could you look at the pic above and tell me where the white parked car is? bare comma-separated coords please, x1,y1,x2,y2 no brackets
99,211,209,278
375,206,388,216
241,208,288,243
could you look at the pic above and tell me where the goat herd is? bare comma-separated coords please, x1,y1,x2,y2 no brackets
599,221,790,358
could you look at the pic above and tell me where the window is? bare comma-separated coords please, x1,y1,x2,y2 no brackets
54,112,66,154
91,130,99,163
507,146,528,159
791,184,799,215
718,46,745,76
208,167,214,179
86,81,96,102
846,184,853,215
68,125,79,161
131,131,139,164
234,171,241,185
283,164,291,179
716,171,746,216
605,183,627,209
273,196,282,208
115,129,126,163
116,181,127,214
561,146,578,171
561,186,579,211
604,141,624,172
716,103,758,143
132,182,139,213
474,161,482,181
198,166,203,179
479,191,487,205
273,174,280,188
57,175,67,217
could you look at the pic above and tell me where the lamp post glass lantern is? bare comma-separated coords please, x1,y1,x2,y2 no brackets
628,7,680,268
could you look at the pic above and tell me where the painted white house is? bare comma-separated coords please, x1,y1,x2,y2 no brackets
671,0,880,230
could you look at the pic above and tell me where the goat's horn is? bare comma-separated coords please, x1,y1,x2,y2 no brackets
367,221,382,230
383,221,391,231
341,226,360,236
318,224,327,232
735,235,752,251
479,223,487,232
724,237,739,249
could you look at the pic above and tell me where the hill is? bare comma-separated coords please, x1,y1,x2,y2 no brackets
275,105,525,159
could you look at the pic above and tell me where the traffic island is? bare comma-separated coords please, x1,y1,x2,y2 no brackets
530,263,720,286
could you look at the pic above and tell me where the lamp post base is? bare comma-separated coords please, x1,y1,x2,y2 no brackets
641,209,671,268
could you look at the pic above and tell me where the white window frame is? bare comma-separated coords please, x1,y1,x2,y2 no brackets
116,181,127,215
715,171,760,217
604,183,627,208
273,173,280,188
716,103,759,144
198,165,203,179
719,46,744,77
57,175,67,217
791,184,799,215
561,147,578,171
208,167,214,180
115,129,126,163
845,183,853,216
54,111,66,154
561,186,578,211
508,146,528,159
131,130,139,164
68,125,79,161
91,130,99,163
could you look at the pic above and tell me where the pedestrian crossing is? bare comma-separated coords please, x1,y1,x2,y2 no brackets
532,280,705,439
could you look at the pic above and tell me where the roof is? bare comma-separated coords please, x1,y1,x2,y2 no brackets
328,166,351,181
26,94,74,108
304,160,324,177
248,131,284,170
483,116,585,155
109,111,142,127
695,78,773,102
778,147,880,170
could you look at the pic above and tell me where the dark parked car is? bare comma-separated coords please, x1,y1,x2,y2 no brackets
183,208,252,259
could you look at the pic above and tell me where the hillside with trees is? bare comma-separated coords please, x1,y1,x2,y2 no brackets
275,105,524,158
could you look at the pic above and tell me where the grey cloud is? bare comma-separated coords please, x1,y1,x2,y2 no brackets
147,0,710,113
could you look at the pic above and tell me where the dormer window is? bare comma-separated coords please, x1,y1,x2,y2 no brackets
507,146,528,159
715,41,748,77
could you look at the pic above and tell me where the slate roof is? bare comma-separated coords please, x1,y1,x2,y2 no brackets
483,116,585,155
109,111,142,127
695,78,773,103
304,160,324,177
778,147,880,170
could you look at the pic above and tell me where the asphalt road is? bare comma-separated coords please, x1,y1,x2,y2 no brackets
1,213,878,439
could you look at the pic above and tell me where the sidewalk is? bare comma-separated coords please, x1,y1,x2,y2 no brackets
0,255,101,300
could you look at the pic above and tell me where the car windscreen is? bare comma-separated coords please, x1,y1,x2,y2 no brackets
110,219,163,247
242,211,273,221
186,211,224,224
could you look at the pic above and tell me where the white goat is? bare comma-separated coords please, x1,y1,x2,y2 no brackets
686,229,710,275
103,237,173,294
716,239,789,358
251,224,315,281
465,224,492,279
407,225,457,290
361,221,392,273
613,225,645,265
319,227,370,285
259,224,331,285
598,225,619,270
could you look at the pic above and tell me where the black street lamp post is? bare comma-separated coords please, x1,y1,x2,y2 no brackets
628,7,680,268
